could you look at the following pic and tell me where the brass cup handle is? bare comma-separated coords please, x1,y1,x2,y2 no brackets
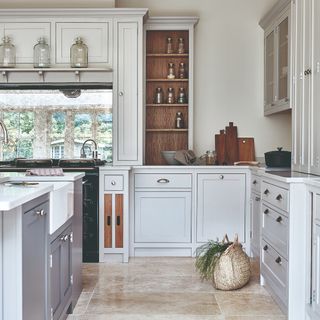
157,178,170,184
276,216,283,223
276,194,283,201
264,189,270,195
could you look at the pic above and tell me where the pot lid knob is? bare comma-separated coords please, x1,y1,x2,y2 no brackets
277,147,283,151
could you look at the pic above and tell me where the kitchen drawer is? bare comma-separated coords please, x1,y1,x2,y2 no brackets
261,239,288,304
104,175,124,191
251,174,261,193
135,173,192,189
261,181,289,212
262,204,288,259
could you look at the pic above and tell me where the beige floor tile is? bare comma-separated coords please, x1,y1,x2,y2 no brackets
215,291,284,316
68,315,224,320
71,292,93,315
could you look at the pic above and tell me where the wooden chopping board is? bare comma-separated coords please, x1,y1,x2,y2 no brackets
238,137,255,161
225,122,239,165
215,130,226,165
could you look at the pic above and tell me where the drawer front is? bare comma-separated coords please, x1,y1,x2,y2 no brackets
261,240,288,300
104,175,124,191
135,173,192,189
251,174,261,193
262,204,288,258
261,181,289,212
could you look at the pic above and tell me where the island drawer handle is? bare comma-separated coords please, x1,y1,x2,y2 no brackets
255,197,261,201
275,256,282,265
157,178,170,184
276,194,283,201
253,180,257,185
276,216,283,223
263,245,268,251
264,189,270,195
264,209,269,215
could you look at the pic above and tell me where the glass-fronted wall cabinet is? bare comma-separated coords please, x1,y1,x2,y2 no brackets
260,0,292,116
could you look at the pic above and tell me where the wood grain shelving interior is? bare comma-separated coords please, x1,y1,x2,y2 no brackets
145,30,190,165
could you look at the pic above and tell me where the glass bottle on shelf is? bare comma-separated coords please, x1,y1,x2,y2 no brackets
178,38,185,54
70,37,88,68
154,87,164,104
177,87,187,104
167,63,175,79
166,37,173,54
0,36,16,68
179,62,186,79
167,87,175,104
33,37,50,68
175,112,184,129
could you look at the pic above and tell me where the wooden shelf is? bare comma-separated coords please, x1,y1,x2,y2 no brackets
147,79,189,82
146,129,188,132
146,104,188,107
147,53,189,57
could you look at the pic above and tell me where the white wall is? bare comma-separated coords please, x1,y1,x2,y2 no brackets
117,0,292,158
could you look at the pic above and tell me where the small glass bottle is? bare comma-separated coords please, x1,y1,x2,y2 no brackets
177,87,187,104
70,37,88,68
167,87,175,104
166,37,173,54
178,38,185,54
167,62,175,79
33,37,50,68
0,36,16,68
178,62,186,79
154,87,164,104
175,112,184,129
205,150,216,165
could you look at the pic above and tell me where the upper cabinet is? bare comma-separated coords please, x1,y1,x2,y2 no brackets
260,0,292,116
292,0,320,175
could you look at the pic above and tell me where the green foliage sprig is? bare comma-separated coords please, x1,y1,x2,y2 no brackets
195,239,231,281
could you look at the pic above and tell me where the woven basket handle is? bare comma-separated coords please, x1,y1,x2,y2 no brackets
222,234,230,244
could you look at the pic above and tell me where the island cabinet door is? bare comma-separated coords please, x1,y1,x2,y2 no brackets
196,174,246,243
22,200,49,320
50,225,72,320
135,191,192,243
312,223,320,317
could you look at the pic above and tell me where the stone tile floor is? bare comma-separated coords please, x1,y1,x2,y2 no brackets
67,258,286,320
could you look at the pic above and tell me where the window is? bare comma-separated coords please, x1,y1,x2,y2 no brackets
0,89,113,161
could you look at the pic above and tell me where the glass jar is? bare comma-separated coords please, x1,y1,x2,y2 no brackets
167,63,175,79
33,37,50,68
0,36,16,68
175,112,184,129
177,87,187,104
205,150,216,165
154,87,164,104
167,87,175,104
178,38,185,54
70,37,88,68
178,62,186,79
166,37,173,54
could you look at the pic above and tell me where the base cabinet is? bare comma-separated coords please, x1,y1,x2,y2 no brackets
311,224,320,318
196,173,246,243
250,183,261,257
50,224,72,320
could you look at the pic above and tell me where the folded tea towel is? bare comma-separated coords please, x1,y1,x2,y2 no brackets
174,150,197,165
26,168,64,176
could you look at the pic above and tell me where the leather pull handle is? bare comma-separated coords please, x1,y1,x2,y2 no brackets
117,216,121,226
107,216,111,226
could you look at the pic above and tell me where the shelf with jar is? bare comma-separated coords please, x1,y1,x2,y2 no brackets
144,18,198,165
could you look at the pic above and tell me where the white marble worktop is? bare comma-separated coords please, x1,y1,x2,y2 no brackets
0,172,85,182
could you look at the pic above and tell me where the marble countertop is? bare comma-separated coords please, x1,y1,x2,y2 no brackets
0,172,85,181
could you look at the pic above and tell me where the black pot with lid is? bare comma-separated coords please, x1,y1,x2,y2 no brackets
264,147,291,168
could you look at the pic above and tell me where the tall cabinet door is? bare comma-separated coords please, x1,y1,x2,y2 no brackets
265,28,276,110
312,224,320,317
196,174,246,243
310,0,320,175
113,20,143,165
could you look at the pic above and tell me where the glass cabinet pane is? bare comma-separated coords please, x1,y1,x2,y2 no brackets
266,30,275,106
278,17,289,101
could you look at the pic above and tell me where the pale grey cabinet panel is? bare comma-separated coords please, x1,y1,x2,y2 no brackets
312,223,320,318
196,174,246,243
250,193,261,257
50,224,72,320
22,200,49,320
135,191,192,243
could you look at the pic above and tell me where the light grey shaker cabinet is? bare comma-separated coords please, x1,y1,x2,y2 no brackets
250,174,261,258
22,198,50,320
50,224,72,320
113,17,144,165
196,173,246,243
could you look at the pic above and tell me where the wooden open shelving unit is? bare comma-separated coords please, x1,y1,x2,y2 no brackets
145,29,190,165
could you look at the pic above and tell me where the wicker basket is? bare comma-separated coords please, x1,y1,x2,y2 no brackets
213,234,251,290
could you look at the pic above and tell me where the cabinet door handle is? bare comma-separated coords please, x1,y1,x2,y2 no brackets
219,175,224,180
276,216,283,223
119,91,124,96
111,180,116,186
264,209,269,215
107,216,111,226
255,197,261,201
264,189,270,195
117,216,121,226
60,235,69,242
263,245,268,251
253,180,257,185
275,256,282,265
36,209,46,216
157,178,170,183
276,194,283,201
305,70,308,76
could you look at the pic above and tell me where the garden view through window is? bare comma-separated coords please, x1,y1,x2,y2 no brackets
0,89,113,162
